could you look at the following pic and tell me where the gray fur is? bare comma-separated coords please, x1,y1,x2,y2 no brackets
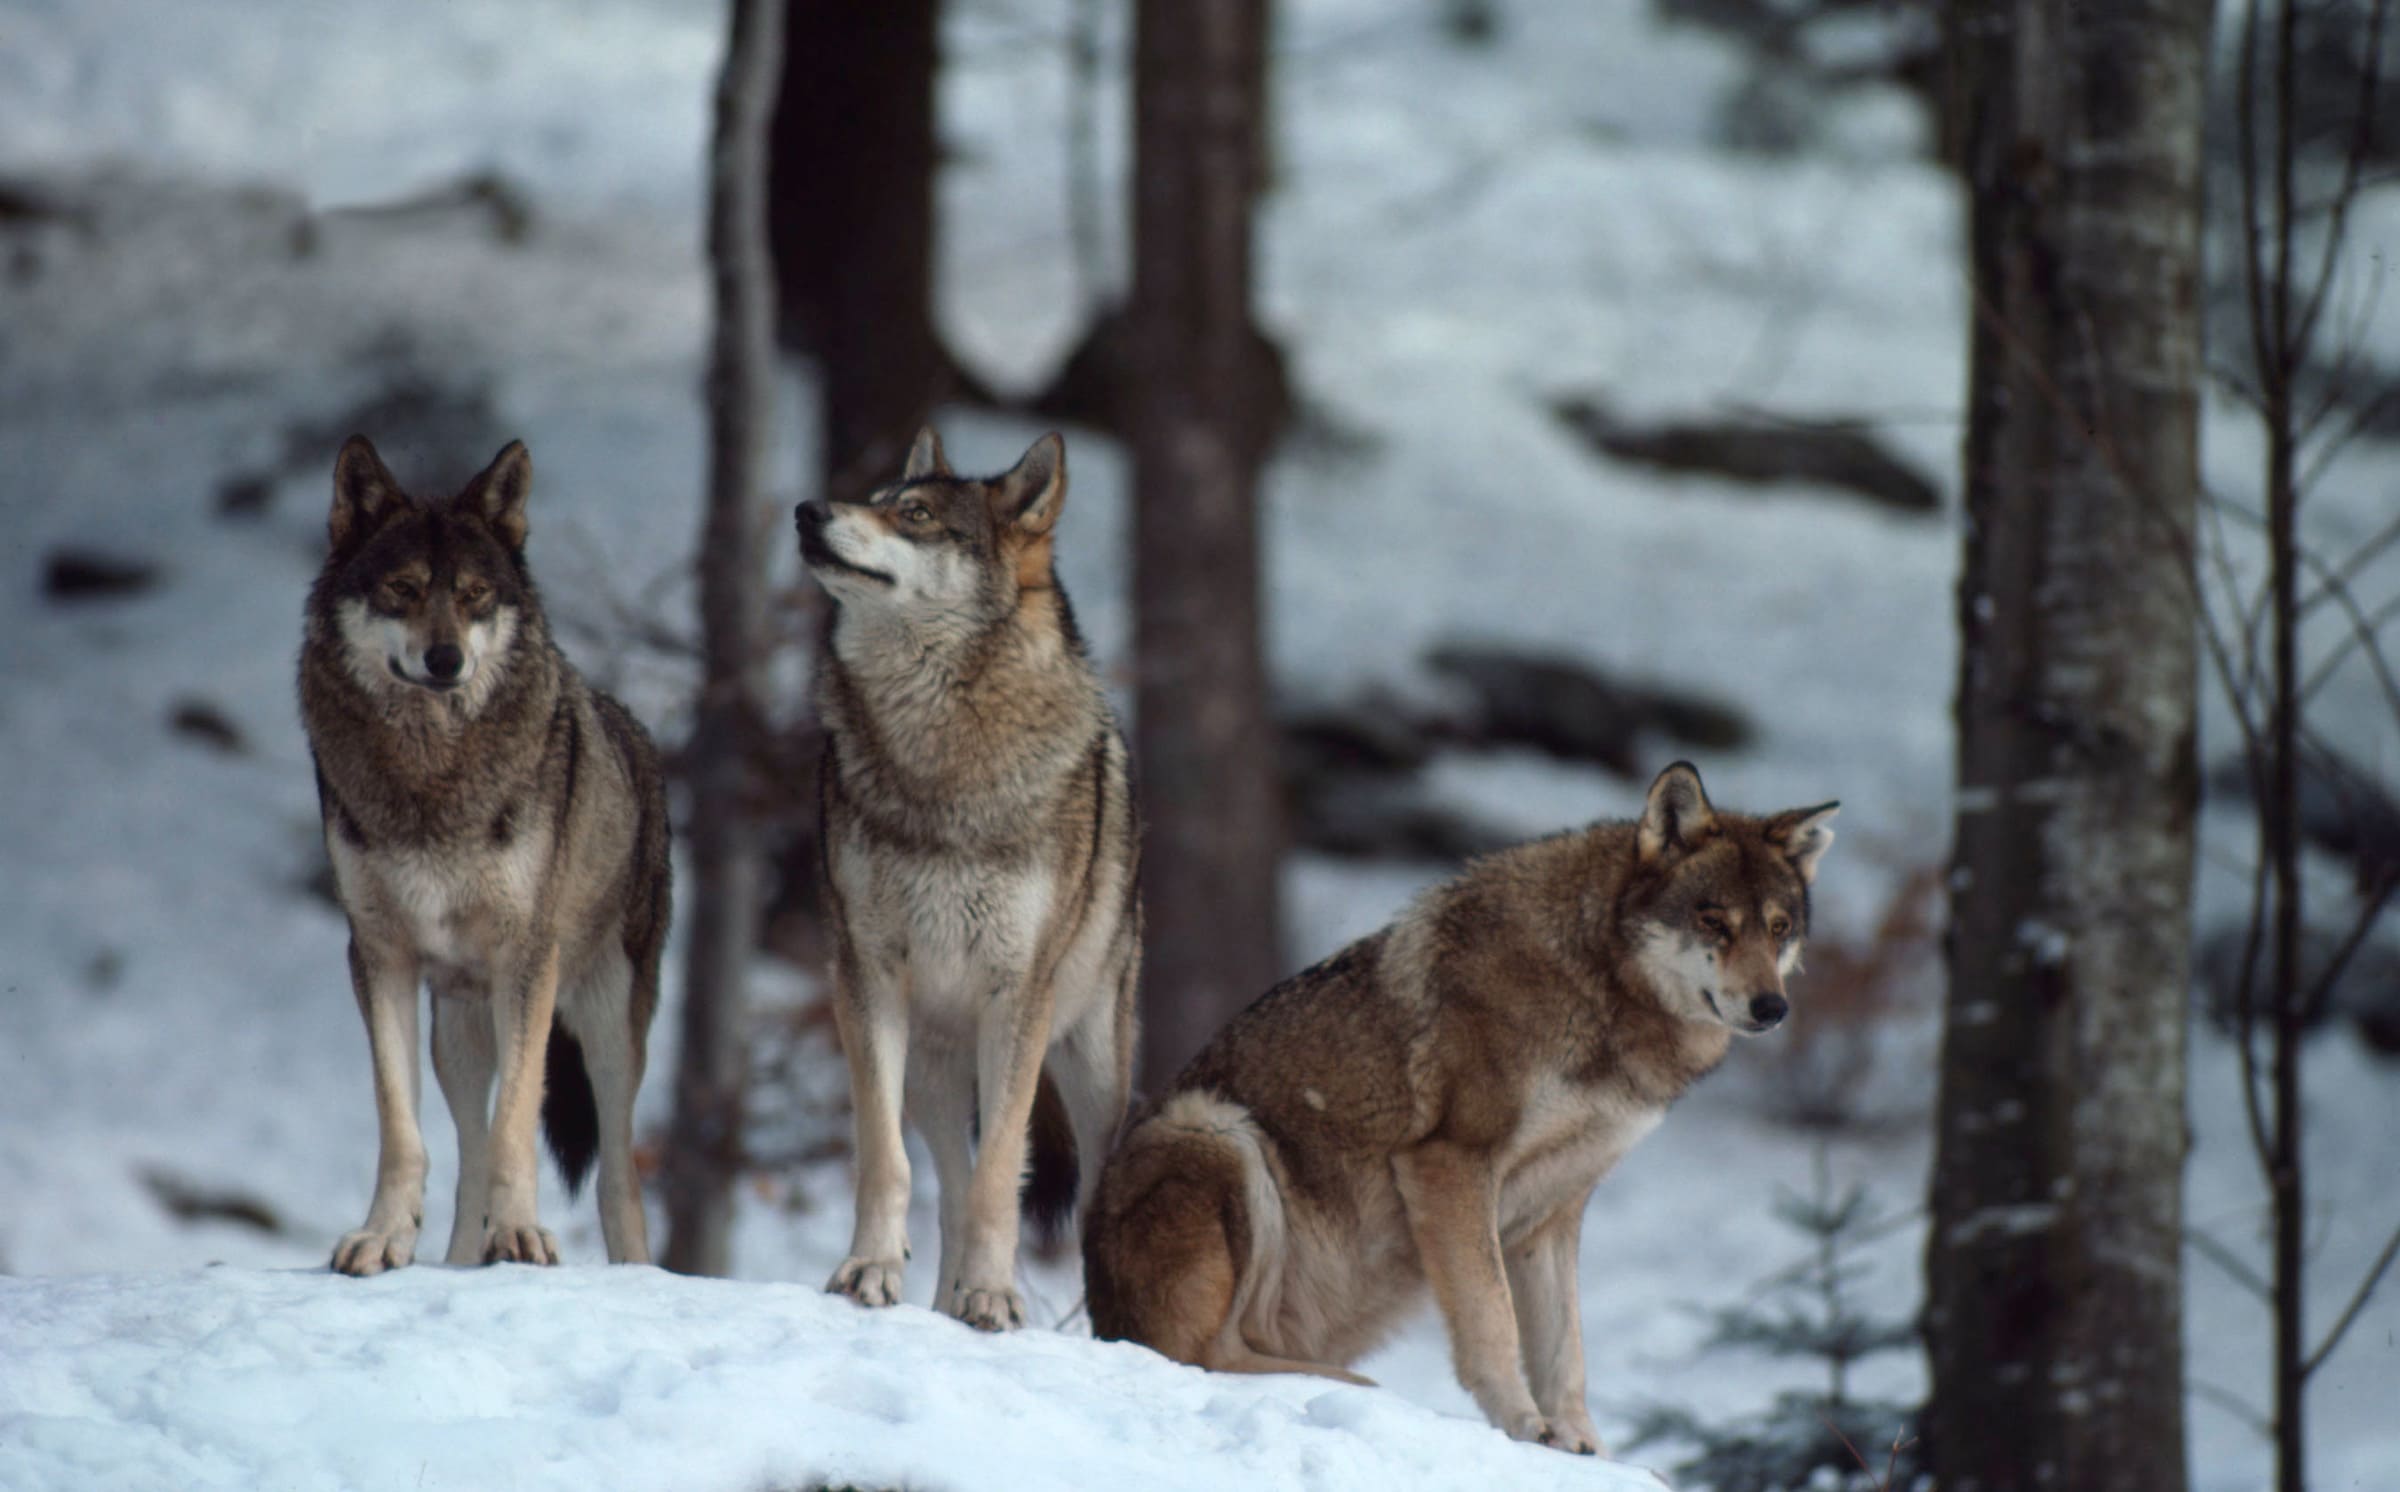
799,428,1140,1331
301,435,671,1274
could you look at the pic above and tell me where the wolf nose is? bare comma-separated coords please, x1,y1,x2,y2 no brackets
424,643,465,681
1748,993,1789,1029
795,500,829,532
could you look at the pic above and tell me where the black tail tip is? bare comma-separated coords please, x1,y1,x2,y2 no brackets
542,1026,600,1200
1021,1071,1080,1253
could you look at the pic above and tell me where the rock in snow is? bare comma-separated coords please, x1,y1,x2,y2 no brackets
0,1266,1665,1492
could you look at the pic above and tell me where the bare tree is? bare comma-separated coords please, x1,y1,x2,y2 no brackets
1129,0,1286,1090
769,0,949,502
663,0,785,1278
1926,1,2213,1488
2198,3,2400,1487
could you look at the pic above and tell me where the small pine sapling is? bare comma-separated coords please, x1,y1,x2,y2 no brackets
1628,1149,1920,1491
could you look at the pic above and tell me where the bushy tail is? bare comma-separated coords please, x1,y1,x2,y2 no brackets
1020,1069,1080,1252
542,1026,600,1199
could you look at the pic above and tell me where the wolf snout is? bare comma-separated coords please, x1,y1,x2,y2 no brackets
795,499,830,534
1747,992,1789,1029
424,643,465,682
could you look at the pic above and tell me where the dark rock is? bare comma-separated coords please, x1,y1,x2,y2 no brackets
140,1169,286,1235
1426,642,1754,776
42,549,159,602
214,472,277,517
169,699,247,755
1552,394,1942,515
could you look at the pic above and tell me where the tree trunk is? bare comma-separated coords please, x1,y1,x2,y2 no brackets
1927,2,2211,1488
1129,0,1285,1092
769,0,945,503
663,0,784,1278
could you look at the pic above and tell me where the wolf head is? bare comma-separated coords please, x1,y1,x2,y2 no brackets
316,435,538,711
794,428,1067,635
1620,762,1838,1037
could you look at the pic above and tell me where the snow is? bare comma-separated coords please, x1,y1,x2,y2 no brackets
1,0,2396,1488
0,1267,1663,1492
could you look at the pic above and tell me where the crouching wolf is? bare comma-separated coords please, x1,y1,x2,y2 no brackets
798,428,1139,1332
1083,762,1837,1453
301,436,671,1274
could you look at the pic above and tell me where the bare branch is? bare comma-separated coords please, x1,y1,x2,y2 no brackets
2238,0,2276,403
2187,1225,2275,1301
2302,505,2400,606
2299,592,2400,704
2298,378,2400,496
2191,1377,2275,1439
2304,1220,2400,1379
2293,0,2392,356
2293,552,2400,722
2300,878,2400,1017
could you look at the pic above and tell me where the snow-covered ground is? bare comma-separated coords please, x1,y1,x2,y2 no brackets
0,1267,1664,1492
1,2,2394,1489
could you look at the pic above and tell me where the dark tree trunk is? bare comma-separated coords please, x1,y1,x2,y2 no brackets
663,0,784,1278
769,0,946,503
1927,1,2211,1488
1129,0,1285,1093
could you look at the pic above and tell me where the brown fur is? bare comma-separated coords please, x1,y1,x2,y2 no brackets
800,428,1140,1331
300,435,671,1275
1084,762,1837,1453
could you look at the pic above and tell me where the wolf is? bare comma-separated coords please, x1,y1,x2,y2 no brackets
299,435,671,1275
797,427,1140,1332
1082,762,1836,1453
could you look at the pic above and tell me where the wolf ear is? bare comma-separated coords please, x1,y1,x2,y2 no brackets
994,432,1067,537
462,440,533,551
329,435,407,553
901,425,951,481
1768,801,1840,885
1638,761,1716,863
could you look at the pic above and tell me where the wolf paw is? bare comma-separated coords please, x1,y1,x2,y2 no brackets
1537,1419,1603,1457
480,1221,560,1266
828,1256,905,1307
1500,1411,1597,1453
950,1284,1026,1333
331,1224,417,1277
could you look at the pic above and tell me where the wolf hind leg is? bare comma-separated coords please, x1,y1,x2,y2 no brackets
560,947,651,1265
1047,983,1132,1220
431,991,495,1265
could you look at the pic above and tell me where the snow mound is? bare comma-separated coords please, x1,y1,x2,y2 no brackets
0,1267,1664,1492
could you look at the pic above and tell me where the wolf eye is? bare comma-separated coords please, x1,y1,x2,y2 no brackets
385,580,420,604
1697,911,1730,939
901,503,933,524
458,582,491,607
1769,915,1792,939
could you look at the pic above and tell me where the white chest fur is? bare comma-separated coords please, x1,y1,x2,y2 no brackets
330,830,549,971
1496,1075,1665,1244
835,836,1057,1027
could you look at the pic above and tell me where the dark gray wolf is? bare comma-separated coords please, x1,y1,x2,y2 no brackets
1083,762,1836,1452
797,428,1139,1331
301,436,670,1274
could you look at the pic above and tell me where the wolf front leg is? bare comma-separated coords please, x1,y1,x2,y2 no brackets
479,940,562,1265
1393,1142,1556,1447
949,973,1059,1330
828,960,912,1307
332,936,427,1276
1507,1200,1604,1456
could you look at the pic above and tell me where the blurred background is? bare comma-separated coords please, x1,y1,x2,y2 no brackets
0,1,2393,1487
